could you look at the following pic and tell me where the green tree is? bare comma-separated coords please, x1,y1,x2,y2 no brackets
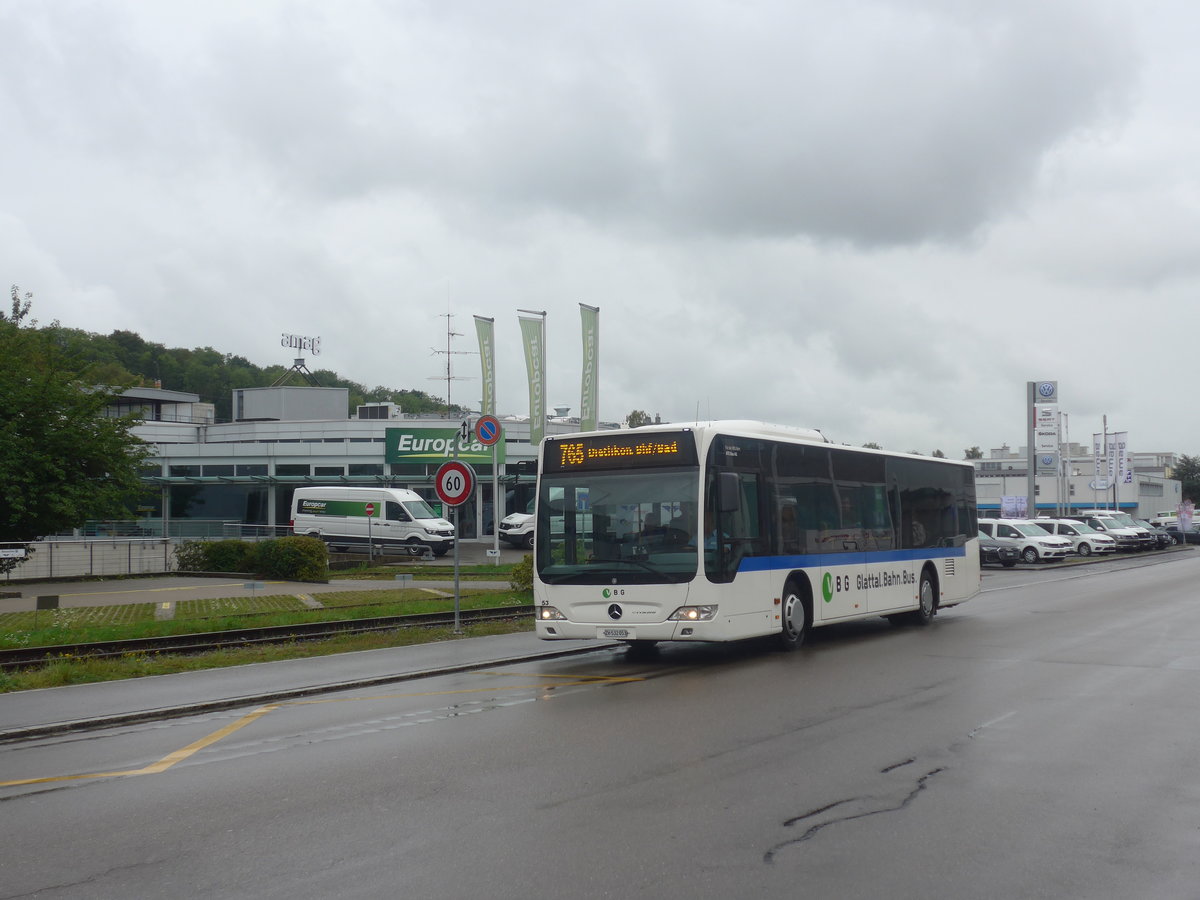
626,410,652,428
1173,454,1200,504
862,442,882,450
0,288,150,544
932,449,946,458
964,446,983,459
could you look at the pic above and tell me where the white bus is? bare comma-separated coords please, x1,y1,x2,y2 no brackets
533,421,979,652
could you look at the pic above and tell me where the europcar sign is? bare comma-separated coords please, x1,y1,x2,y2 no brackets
385,428,505,464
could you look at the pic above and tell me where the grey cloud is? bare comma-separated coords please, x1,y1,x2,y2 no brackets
5,1,1136,250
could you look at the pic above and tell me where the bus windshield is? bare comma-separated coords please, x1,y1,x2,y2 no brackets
536,469,699,585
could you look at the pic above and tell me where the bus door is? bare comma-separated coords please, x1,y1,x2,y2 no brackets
706,471,764,583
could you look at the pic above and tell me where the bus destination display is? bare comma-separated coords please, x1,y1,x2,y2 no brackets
544,431,697,472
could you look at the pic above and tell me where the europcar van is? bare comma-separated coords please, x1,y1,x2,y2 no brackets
291,487,455,556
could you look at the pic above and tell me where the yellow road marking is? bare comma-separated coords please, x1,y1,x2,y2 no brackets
0,672,644,788
0,704,278,787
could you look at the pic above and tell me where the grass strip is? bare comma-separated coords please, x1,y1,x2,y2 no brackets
0,590,531,649
0,619,535,693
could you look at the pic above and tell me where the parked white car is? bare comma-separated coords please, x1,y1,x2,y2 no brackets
978,518,1074,564
1033,518,1118,557
1148,510,1179,528
1074,510,1156,551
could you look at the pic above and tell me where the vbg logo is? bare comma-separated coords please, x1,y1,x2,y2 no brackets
822,573,851,603
602,588,626,599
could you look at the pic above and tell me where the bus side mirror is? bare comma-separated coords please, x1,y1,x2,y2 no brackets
718,472,741,513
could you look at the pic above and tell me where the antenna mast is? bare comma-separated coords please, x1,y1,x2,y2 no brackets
429,312,476,412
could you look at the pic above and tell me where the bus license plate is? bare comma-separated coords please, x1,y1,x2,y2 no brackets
600,627,632,639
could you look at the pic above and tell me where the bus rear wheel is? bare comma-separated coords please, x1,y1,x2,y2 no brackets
778,581,809,651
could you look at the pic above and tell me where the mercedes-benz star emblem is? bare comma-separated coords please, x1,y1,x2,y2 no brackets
607,604,623,620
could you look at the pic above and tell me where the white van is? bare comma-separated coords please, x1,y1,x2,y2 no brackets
1033,518,1118,556
291,487,455,556
977,518,1074,564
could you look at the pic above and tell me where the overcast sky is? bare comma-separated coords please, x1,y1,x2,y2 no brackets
3,0,1197,456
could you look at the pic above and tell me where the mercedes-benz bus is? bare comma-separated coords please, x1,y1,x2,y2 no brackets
533,421,978,652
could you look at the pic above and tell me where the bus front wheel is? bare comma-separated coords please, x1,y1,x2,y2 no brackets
908,571,936,626
778,581,809,651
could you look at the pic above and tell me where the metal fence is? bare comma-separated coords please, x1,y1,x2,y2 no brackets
2,539,178,582
3,523,296,582
76,519,286,539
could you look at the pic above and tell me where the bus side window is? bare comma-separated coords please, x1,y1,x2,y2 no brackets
778,500,800,554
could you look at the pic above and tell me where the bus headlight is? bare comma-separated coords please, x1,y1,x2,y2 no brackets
538,606,567,621
668,605,718,622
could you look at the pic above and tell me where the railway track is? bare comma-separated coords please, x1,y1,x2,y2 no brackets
0,605,533,670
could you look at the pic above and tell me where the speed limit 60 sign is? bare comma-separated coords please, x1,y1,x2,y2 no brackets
434,460,477,507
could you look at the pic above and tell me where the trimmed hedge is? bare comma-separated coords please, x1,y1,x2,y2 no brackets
175,536,328,582
256,536,328,582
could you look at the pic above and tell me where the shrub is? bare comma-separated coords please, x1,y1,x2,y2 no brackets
174,540,211,572
205,539,258,573
509,553,533,592
175,537,326,581
255,536,328,582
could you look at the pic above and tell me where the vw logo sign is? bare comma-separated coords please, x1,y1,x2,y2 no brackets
1037,382,1055,398
1041,455,1055,466
607,604,623,620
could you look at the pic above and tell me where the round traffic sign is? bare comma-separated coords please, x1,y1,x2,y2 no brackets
364,502,376,517
475,415,502,446
435,460,476,507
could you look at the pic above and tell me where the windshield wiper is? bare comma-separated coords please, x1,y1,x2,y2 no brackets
586,556,665,576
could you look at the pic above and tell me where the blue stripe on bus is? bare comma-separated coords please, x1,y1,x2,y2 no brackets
738,546,968,571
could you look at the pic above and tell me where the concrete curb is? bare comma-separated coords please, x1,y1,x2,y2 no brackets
0,641,618,744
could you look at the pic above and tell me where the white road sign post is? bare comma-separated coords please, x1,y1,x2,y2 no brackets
475,415,503,562
435,459,477,633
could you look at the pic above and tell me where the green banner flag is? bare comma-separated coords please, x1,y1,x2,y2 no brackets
579,303,599,432
474,315,496,415
519,312,546,446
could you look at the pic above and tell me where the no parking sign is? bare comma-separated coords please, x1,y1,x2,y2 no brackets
475,415,501,446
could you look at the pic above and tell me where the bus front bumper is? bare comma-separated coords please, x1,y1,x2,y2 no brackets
534,619,717,642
